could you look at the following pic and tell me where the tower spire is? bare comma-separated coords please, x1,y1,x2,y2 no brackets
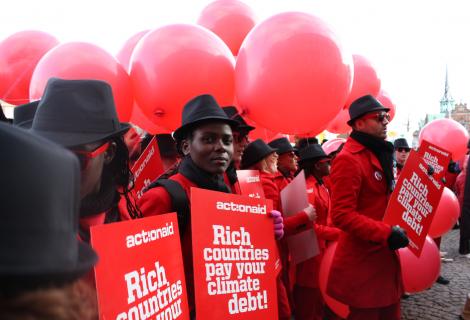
440,65,455,115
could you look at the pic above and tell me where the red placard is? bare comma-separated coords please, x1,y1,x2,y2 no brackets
190,188,278,319
131,136,164,199
236,170,265,198
384,149,447,256
417,139,451,181
90,214,190,320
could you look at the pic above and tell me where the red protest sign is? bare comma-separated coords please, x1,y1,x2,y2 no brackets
417,139,451,181
91,214,190,320
236,170,265,198
190,188,278,319
131,136,164,199
384,150,446,256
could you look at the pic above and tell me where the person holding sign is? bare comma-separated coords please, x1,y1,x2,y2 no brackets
138,95,284,317
269,137,299,190
222,106,255,193
30,78,141,242
0,122,98,319
295,144,341,320
327,95,409,320
241,139,317,320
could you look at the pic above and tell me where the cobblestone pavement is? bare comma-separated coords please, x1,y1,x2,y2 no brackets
402,229,470,320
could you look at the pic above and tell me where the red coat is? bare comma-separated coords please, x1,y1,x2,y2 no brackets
259,171,312,235
326,137,403,308
138,173,197,313
296,176,340,288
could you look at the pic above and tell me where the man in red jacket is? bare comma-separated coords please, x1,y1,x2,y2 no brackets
327,95,409,320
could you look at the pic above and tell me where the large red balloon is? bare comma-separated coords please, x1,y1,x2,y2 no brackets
116,30,149,72
326,108,350,134
428,187,460,238
0,30,59,105
399,236,440,293
197,0,256,56
129,102,169,135
345,54,381,109
376,90,396,121
130,24,235,131
319,242,350,319
419,118,469,160
30,42,134,121
236,12,353,135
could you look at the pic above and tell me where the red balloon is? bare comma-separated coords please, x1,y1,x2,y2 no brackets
428,187,460,238
116,30,149,72
130,24,235,131
319,242,350,319
0,30,59,105
198,0,256,56
419,118,469,160
130,102,169,135
326,108,350,134
30,42,134,121
345,54,381,109
236,12,353,135
399,236,440,293
322,138,346,156
376,90,396,121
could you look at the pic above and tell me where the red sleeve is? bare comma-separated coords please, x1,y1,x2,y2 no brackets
314,223,341,241
138,186,173,217
261,175,312,235
330,154,391,244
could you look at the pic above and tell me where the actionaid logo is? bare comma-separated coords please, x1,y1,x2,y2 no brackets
126,222,174,248
245,176,260,183
216,201,267,214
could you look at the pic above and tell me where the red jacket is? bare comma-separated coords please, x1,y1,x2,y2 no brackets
326,137,403,308
296,176,340,288
138,173,197,313
259,171,312,235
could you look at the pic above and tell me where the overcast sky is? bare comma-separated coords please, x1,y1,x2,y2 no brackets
1,0,469,134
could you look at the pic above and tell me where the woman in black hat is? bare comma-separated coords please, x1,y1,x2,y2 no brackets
0,122,98,319
241,139,317,320
294,144,341,320
30,78,141,243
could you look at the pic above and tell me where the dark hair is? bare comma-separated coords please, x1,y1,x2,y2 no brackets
106,136,142,219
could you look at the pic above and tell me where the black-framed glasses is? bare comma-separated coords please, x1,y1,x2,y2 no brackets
397,148,410,153
361,112,391,123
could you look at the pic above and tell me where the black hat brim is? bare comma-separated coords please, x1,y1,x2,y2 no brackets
347,107,390,126
0,241,98,290
299,155,330,165
31,123,130,147
173,117,239,141
241,147,278,169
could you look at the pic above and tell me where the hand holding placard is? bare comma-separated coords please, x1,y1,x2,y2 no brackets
387,226,409,250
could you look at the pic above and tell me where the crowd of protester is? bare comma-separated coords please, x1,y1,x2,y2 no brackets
2,78,470,320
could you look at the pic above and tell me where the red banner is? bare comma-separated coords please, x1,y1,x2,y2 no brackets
131,136,164,199
190,188,278,319
91,214,190,320
236,170,265,198
384,146,449,256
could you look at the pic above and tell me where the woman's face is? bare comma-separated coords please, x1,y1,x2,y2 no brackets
264,152,279,174
70,140,116,199
182,122,234,174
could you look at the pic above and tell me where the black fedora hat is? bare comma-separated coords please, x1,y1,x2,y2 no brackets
222,106,255,133
393,138,410,150
269,137,295,155
156,134,178,158
173,94,238,141
30,78,130,147
347,94,390,126
298,144,329,164
241,139,277,169
13,100,39,129
0,122,97,290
